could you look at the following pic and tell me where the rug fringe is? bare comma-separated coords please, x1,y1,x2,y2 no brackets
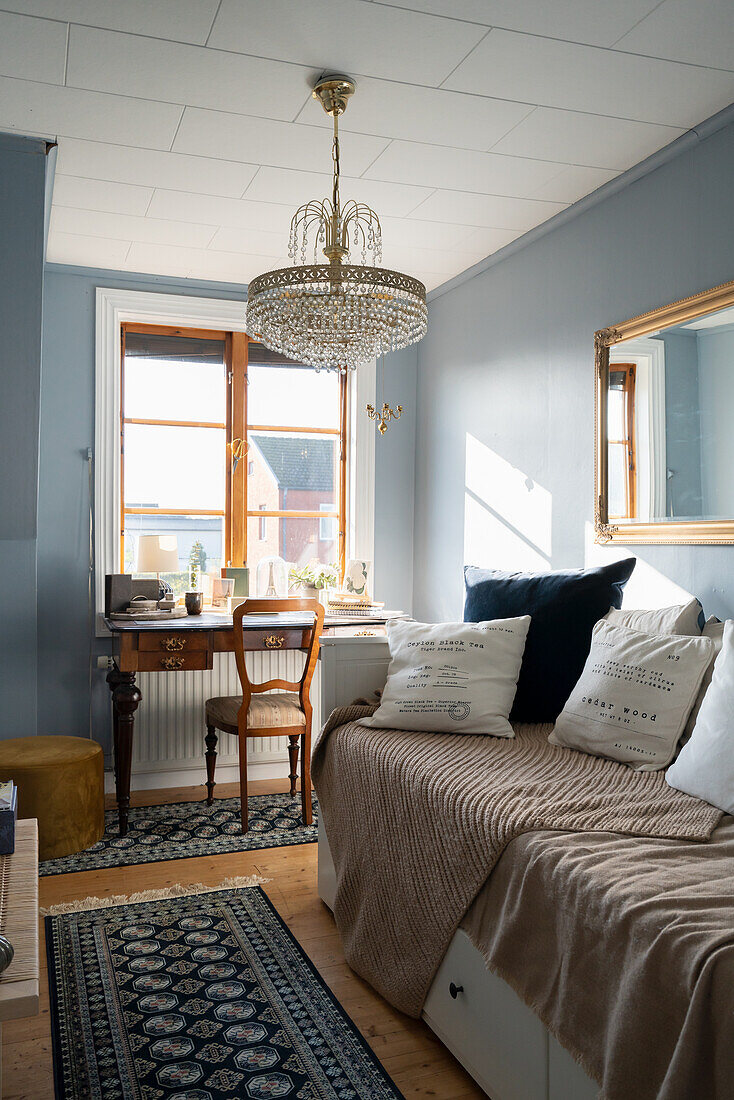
40,874,270,916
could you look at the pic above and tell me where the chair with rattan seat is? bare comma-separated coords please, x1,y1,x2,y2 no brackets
204,597,325,831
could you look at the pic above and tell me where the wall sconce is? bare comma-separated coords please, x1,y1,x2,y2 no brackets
366,402,402,435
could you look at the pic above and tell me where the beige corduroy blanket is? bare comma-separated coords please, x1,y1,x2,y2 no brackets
311,704,721,1019
463,820,734,1100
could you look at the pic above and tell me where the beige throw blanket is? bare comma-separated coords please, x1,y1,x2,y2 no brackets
463,822,734,1100
312,705,721,1019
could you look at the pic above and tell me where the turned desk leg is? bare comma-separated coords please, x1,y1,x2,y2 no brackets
287,735,299,798
106,667,142,837
205,726,218,805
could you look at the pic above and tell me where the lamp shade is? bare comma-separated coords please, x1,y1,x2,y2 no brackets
136,534,179,574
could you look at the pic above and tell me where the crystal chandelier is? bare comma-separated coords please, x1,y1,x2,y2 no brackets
245,75,428,373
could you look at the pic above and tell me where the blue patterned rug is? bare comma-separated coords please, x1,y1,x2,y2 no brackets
47,885,404,1099
40,794,318,877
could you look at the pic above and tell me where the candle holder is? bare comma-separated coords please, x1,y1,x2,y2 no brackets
366,402,402,435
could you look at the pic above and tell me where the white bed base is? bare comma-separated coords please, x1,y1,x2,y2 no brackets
318,636,599,1100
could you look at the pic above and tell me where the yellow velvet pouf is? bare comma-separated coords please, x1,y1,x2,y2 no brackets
0,736,105,860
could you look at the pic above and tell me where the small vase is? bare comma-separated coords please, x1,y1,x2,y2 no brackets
185,591,203,615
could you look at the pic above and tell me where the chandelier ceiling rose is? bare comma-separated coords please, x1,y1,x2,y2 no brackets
245,73,428,373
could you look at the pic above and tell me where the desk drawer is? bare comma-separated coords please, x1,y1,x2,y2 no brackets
238,629,307,652
328,625,387,638
139,633,210,653
138,650,211,672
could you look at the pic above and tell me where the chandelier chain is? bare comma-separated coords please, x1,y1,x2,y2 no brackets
332,111,340,217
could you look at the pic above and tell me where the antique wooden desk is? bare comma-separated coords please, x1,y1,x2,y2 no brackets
105,612,390,834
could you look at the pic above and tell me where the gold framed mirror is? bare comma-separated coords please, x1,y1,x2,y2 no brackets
595,278,734,544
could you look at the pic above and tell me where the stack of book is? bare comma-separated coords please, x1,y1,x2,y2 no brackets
326,592,386,617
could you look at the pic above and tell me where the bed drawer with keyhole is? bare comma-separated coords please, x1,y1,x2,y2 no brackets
422,929,547,1100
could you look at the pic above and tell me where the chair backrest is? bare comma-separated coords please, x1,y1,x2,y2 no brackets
231,598,325,720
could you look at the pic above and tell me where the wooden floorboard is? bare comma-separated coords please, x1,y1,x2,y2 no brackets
5,780,486,1100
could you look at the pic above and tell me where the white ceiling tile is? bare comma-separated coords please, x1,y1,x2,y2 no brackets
124,241,277,283
411,189,566,231
411,271,448,292
456,225,522,253
50,207,216,248
52,174,154,216
0,77,182,147
244,166,433,218
444,29,734,127
365,140,568,197
0,11,67,83
491,106,685,170
295,76,534,151
380,243,486,276
376,0,660,48
379,216,489,251
173,107,388,175
146,190,292,234
529,164,619,203
0,1,220,44
208,226,288,257
614,0,734,71
56,138,258,198
46,230,131,269
207,0,487,85
26,0,724,292
67,26,311,122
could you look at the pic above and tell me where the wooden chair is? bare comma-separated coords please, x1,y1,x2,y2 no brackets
204,598,325,831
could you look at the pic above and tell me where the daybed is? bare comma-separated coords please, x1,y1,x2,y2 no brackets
315,635,734,1100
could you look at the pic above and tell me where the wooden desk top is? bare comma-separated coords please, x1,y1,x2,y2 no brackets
105,611,402,633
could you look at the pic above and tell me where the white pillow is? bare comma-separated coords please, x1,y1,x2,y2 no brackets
666,620,734,813
605,597,702,636
549,620,714,770
681,617,724,742
359,617,530,737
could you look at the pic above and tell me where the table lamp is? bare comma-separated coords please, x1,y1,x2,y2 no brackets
136,534,179,599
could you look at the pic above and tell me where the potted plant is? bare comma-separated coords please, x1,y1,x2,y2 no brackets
185,539,206,615
289,560,339,605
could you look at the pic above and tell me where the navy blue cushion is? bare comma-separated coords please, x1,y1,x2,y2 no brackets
464,560,636,722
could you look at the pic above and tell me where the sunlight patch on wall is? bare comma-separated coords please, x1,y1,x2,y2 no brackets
583,522,694,608
464,434,552,571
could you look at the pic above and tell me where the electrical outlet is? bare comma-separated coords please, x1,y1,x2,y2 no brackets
96,655,114,670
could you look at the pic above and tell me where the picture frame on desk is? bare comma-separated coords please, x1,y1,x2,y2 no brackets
344,559,371,600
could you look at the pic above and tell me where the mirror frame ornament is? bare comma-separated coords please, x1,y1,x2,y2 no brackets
595,278,734,545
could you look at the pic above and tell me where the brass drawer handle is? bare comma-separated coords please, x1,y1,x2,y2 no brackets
161,636,186,651
160,655,185,670
264,634,285,650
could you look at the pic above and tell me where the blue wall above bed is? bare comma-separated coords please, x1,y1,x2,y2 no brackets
412,113,734,623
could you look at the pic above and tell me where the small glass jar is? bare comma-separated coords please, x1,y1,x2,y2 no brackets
256,556,288,598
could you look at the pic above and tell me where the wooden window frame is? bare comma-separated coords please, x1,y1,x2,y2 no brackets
120,322,348,579
607,362,637,521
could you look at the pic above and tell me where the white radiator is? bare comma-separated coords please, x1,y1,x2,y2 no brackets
131,651,321,785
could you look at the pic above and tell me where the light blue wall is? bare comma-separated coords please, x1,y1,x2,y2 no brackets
0,133,48,738
413,117,734,623
373,345,417,614
39,266,415,747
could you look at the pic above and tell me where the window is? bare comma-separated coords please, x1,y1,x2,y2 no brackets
319,502,337,542
120,323,347,593
607,363,637,520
